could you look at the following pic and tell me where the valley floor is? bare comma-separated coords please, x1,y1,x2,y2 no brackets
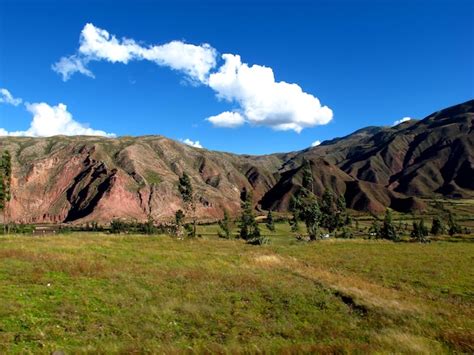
0,232,473,353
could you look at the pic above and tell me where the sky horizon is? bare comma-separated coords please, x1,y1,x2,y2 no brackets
1,0,473,154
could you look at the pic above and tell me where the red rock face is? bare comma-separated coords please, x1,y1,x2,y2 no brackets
3,136,275,224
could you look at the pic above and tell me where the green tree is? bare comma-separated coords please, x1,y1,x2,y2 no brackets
175,209,185,227
380,209,398,241
178,172,196,237
338,226,353,239
0,151,12,234
369,219,381,239
238,189,260,240
335,194,350,229
266,210,275,232
430,216,445,236
218,209,233,239
447,212,462,236
301,159,313,191
303,200,321,240
143,215,156,235
411,219,428,242
288,215,299,232
321,189,337,232
290,192,321,241
289,160,324,241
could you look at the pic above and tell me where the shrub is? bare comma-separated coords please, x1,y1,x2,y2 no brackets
246,236,270,245
430,216,445,235
238,189,260,240
218,209,233,239
266,210,275,232
411,219,429,242
380,209,398,241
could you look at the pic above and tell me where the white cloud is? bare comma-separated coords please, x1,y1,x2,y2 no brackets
207,54,333,133
0,88,22,106
393,117,411,126
181,138,203,148
0,102,115,137
53,23,217,83
206,111,245,128
54,24,333,133
311,140,321,147
52,55,95,81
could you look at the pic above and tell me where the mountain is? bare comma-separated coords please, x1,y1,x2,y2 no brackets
1,99,472,224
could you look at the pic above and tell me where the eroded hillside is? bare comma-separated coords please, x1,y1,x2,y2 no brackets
1,100,472,223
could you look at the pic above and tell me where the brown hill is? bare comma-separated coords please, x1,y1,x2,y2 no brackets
1,99,472,223
281,99,474,198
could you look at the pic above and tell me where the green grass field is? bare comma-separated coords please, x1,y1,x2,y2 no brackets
1,229,473,353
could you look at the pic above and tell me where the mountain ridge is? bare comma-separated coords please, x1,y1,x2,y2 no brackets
1,99,472,224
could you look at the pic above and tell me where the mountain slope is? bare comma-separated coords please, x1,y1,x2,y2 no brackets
281,99,474,198
1,99,472,223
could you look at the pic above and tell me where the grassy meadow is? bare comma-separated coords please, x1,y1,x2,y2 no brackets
0,226,473,353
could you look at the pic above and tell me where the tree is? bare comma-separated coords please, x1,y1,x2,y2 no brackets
320,189,337,232
290,192,321,241
289,160,324,241
430,216,445,236
338,226,353,239
266,210,275,232
175,209,185,227
143,215,157,235
0,151,12,234
447,212,462,236
303,200,321,240
419,219,428,237
369,219,381,239
380,209,398,241
335,194,349,229
301,159,313,191
289,196,300,232
238,189,260,240
289,215,299,232
218,209,233,239
178,172,196,237
411,219,428,242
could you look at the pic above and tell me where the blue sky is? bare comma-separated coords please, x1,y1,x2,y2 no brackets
0,0,473,154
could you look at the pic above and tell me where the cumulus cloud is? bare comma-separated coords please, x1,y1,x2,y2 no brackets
0,88,22,106
393,117,411,126
54,24,333,133
53,23,216,83
207,54,332,132
311,140,321,147
0,102,115,137
181,138,203,148
206,111,245,128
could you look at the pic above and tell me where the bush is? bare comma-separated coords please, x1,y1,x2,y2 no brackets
110,219,162,235
337,227,353,239
0,223,34,234
246,236,270,245
411,219,429,242
218,209,233,239
430,216,445,235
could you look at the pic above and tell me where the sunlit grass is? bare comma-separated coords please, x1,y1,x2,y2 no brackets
0,233,472,353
